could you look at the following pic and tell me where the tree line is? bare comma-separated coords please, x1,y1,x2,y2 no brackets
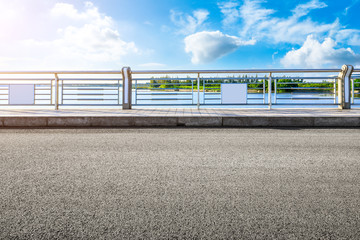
140,75,360,93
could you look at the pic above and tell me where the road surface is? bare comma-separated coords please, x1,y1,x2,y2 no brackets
1,128,359,239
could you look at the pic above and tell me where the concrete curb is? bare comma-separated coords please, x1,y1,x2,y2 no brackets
0,116,359,127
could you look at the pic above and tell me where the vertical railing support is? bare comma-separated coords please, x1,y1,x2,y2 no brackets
203,78,205,104
117,78,120,105
61,79,64,105
268,72,272,109
54,73,59,110
334,78,337,104
274,78,277,104
122,67,132,109
197,73,200,109
263,79,266,104
338,64,353,109
191,79,194,105
351,78,354,104
135,78,137,105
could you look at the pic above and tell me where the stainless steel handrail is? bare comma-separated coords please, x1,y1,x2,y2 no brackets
131,69,341,74
0,71,122,74
0,69,355,74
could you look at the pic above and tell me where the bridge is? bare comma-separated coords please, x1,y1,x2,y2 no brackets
0,64,359,127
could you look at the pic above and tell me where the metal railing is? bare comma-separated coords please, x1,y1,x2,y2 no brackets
0,66,358,109
131,69,342,108
0,77,53,106
0,71,123,109
201,77,267,105
272,76,338,105
351,74,360,105
133,77,195,105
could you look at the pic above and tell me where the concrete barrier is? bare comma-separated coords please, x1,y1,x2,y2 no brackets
0,116,359,128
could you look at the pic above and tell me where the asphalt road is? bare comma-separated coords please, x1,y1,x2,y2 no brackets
1,128,360,239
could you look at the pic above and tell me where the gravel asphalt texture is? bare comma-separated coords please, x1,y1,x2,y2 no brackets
0,128,360,239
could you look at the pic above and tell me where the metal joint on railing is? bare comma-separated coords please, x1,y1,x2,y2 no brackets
338,64,354,109
122,67,132,109
197,73,200,109
268,72,272,109
54,73,59,110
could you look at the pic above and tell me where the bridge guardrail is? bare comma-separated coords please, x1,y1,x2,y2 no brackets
0,65,357,110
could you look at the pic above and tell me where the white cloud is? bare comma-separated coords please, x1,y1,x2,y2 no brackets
0,2,139,70
218,1,241,26
291,0,327,18
50,2,113,27
51,2,83,19
343,0,360,15
238,0,275,37
48,2,138,62
219,0,343,45
281,35,360,68
138,62,166,68
170,9,209,35
272,51,279,64
184,31,255,64
336,29,360,46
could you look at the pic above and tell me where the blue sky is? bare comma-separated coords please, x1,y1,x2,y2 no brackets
0,0,360,70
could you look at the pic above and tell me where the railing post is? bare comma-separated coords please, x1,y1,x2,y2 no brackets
203,78,205,104
351,78,354,104
122,67,132,109
263,78,266,104
191,79,194,105
338,65,353,109
274,78,277,104
268,72,272,109
197,73,200,109
135,78,137,105
54,73,59,110
334,78,337,104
